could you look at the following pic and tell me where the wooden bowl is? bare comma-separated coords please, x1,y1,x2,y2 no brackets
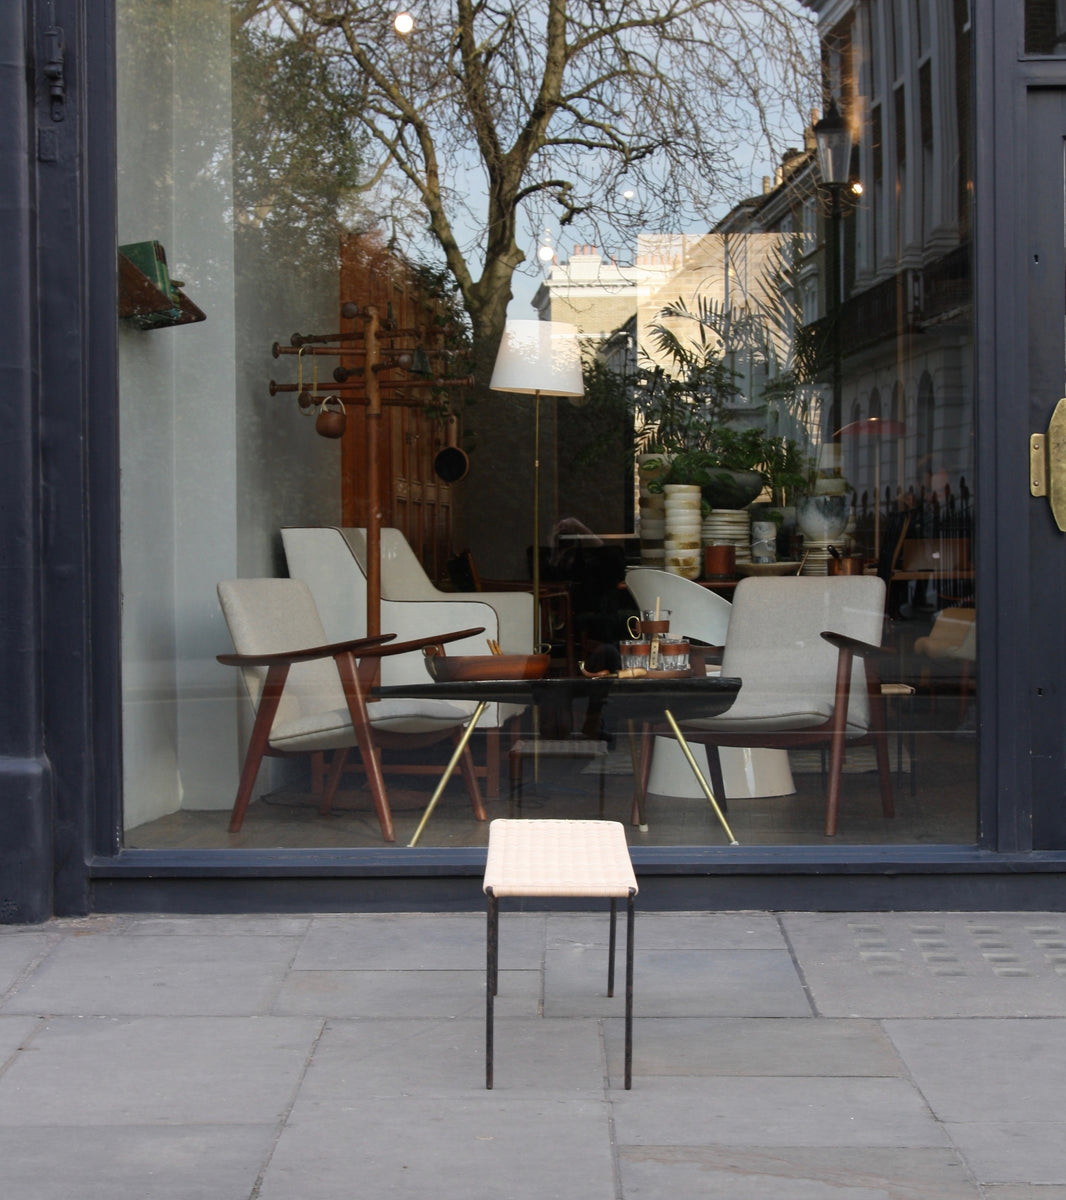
424,653,551,682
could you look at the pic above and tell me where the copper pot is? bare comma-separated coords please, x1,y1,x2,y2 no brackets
828,553,866,576
315,395,347,439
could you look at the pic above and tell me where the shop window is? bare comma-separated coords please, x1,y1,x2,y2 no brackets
115,0,977,855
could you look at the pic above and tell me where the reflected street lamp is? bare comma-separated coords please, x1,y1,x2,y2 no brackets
813,98,853,438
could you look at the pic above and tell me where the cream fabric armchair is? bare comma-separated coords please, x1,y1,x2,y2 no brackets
218,578,487,842
339,527,533,653
281,526,527,796
659,575,894,837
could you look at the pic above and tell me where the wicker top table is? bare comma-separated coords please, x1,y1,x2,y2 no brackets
483,818,638,1089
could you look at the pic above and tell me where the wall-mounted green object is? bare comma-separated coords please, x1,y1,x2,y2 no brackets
118,240,205,330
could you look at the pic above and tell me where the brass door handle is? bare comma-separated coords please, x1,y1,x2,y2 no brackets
1031,397,1066,530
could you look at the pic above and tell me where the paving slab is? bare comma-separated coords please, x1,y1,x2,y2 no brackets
885,1018,1066,1185
615,1145,981,1200
297,1016,605,1097
547,910,787,950
782,913,1066,1017
885,1018,1066,1121
984,1188,1066,1199
294,911,543,971
0,1015,320,1126
0,931,53,996
272,966,539,1019
545,945,810,1017
258,1093,616,1200
603,1016,905,1079
941,1122,1066,1187
610,1075,947,1148
125,914,312,938
0,1124,274,1200
0,1015,42,1065
2,932,303,1016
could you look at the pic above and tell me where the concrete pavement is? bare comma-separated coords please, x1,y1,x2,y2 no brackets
2,909,1066,1198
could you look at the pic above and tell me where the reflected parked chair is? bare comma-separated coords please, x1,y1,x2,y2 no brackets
217,578,487,842
624,567,731,652
656,575,894,837
913,606,976,720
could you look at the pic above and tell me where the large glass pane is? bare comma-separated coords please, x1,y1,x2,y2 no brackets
118,0,976,851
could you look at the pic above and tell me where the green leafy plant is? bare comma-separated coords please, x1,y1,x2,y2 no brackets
632,317,810,505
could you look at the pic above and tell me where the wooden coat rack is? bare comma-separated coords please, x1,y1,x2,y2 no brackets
269,301,472,639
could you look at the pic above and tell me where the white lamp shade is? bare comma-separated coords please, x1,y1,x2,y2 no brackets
489,320,584,397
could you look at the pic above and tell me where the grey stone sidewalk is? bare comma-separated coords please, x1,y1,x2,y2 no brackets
2,910,1066,1199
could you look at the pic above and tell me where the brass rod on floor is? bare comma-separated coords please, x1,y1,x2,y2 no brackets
408,701,489,848
662,709,738,845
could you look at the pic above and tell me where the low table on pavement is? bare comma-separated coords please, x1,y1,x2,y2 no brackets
482,818,639,1089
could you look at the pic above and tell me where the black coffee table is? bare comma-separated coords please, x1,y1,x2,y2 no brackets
373,675,742,845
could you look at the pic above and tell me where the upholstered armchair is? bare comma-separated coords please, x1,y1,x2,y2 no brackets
649,575,894,837
218,578,487,841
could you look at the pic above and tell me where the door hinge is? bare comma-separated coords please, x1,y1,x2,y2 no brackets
1031,397,1066,530
42,5,66,122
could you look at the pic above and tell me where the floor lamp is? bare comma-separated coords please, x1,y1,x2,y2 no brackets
490,320,584,647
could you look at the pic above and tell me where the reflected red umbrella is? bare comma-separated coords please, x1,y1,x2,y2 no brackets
833,417,906,556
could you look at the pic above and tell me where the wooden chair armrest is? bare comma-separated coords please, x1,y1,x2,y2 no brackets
371,627,486,658
820,630,886,659
217,633,396,668
821,630,887,693
218,627,486,668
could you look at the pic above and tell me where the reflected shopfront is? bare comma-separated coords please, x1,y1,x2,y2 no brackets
114,0,978,855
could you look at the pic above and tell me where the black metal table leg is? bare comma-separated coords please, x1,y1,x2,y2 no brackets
625,890,635,1090
486,891,498,1089
607,897,617,997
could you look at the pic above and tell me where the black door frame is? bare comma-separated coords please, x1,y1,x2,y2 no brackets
980,3,1066,856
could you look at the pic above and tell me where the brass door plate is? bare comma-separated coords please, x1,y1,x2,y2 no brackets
1032,397,1066,530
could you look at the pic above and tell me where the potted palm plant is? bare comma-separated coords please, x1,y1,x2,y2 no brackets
632,326,770,508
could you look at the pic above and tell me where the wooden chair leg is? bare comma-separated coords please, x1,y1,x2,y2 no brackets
455,730,487,821
310,751,327,795
509,713,525,804
872,727,895,819
824,725,848,838
336,652,396,842
229,663,288,833
630,720,653,827
509,744,523,802
706,745,727,810
866,663,895,820
319,748,349,816
484,726,500,798
824,648,854,837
